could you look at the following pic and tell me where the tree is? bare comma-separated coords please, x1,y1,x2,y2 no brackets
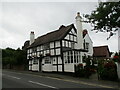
84,2,120,39
2,47,27,69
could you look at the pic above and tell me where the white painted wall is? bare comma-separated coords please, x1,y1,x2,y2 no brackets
75,12,83,49
52,66,57,71
118,28,120,52
42,64,52,72
116,62,120,80
84,34,93,56
52,57,57,64
58,57,62,64
30,32,35,45
58,65,62,72
65,35,69,40
64,64,75,72
32,64,39,71
62,40,65,47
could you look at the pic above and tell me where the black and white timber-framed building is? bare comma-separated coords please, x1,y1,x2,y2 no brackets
23,12,93,72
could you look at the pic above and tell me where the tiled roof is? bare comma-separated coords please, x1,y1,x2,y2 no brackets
28,24,76,48
93,45,110,57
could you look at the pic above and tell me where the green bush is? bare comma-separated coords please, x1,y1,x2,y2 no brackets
75,64,93,78
98,60,118,81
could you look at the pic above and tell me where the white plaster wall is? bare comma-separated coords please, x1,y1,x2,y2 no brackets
62,40,65,47
52,66,57,71
66,41,68,47
42,64,52,72
75,15,83,49
29,60,32,64
84,34,93,56
65,35,69,40
32,64,39,71
71,29,76,34
58,65,62,72
42,58,44,64
118,28,120,52
29,66,32,70
52,57,57,64
70,35,73,41
50,42,54,48
64,64,75,72
69,42,71,47
29,60,32,70
74,37,77,42
56,48,60,55
58,57,62,64
116,62,120,79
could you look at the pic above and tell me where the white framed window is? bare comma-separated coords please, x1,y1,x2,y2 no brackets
33,59,38,64
55,41,60,47
56,48,60,55
44,43,50,50
86,43,89,50
50,42,54,48
45,57,51,64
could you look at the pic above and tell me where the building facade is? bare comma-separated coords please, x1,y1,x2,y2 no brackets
26,12,93,72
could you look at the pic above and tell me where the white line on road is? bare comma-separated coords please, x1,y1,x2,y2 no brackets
3,74,21,80
28,80,58,89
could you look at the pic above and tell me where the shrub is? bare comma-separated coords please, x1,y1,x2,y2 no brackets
75,64,93,78
98,60,118,81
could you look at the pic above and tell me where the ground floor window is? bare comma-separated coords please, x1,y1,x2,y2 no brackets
33,58,38,64
63,50,81,64
44,56,51,64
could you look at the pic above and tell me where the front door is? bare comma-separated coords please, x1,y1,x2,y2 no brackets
39,57,42,72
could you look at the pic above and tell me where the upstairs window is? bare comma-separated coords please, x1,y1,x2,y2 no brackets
44,43,50,50
86,43,89,50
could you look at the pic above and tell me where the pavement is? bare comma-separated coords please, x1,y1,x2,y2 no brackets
2,69,120,89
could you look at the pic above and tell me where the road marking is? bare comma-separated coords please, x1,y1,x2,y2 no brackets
7,75,21,80
28,80,58,89
4,70,116,88
3,74,21,80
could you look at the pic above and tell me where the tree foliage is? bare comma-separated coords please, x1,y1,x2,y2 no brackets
2,47,27,67
84,2,120,39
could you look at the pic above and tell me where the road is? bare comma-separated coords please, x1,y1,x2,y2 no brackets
2,70,117,89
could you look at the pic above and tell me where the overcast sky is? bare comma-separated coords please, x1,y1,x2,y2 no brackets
0,1,119,52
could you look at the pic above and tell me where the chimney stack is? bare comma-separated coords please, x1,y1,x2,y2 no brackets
30,31,35,45
75,12,83,49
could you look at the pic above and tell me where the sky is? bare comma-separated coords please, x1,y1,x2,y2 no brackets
0,0,119,52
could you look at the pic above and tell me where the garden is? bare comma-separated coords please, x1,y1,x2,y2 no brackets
75,53,120,81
